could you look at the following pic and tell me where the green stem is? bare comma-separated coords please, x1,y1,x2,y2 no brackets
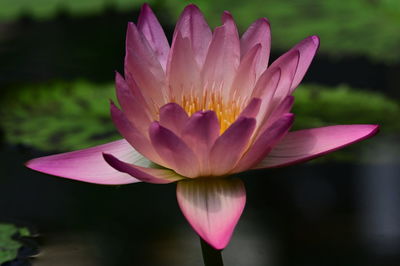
200,238,224,266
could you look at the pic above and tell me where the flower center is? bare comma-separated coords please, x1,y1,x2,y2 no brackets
173,91,245,134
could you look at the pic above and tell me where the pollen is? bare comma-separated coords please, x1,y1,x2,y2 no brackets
173,90,245,134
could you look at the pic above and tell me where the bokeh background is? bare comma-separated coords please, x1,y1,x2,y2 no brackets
0,0,399,265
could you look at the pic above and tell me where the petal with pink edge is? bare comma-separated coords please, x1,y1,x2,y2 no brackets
159,103,189,136
137,4,170,71
202,12,240,98
125,22,167,110
103,153,183,184
149,122,199,178
110,102,164,165
253,125,379,169
234,113,294,172
181,110,220,176
115,72,152,134
173,4,212,67
176,178,246,250
240,18,271,77
167,33,201,100
26,139,141,185
210,117,256,176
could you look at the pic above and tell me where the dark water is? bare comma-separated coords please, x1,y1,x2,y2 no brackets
1,144,400,266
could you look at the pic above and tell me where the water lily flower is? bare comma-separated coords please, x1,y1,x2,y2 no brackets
26,4,378,250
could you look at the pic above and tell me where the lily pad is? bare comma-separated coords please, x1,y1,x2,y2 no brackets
0,223,32,264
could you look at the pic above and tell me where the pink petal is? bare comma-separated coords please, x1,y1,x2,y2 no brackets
159,103,189,136
137,4,170,71
210,117,256,176
125,22,167,110
256,95,294,137
231,44,261,100
149,122,199,177
110,102,164,165
267,49,300,108
115,72,152,134
26,139,140,185
103,153,182,184
254,125,379,169
234,113,294,172
181,110,220,176
289,35,320,92
176,178,246,250
173,4,212,67
238,97,262,118
240,18,271,78
201,11,240,98
167,33,201,100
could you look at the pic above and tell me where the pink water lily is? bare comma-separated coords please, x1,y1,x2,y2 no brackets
26,4,378,250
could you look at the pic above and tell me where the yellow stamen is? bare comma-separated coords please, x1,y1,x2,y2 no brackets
171,90,245,134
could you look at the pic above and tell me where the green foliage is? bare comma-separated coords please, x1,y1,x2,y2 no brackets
1,81,119,151
1,0,400,63
163,0,400,63
293,84,400,132
0,223,31,264
0,0,147,20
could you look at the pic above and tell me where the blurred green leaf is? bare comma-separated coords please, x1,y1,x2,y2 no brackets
0,223,31,264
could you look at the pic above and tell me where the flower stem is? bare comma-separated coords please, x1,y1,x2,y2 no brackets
200,238,224,266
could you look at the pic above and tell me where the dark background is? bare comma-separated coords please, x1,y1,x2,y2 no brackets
0,0,399,265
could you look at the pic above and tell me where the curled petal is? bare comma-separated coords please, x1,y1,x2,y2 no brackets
176,178,246,250
137,3,170,70
26,140,141,185
149,122,199,177
210,117,256,176
254,125,379,169
103,153,183,184
173,4,212,67
238,97,262,119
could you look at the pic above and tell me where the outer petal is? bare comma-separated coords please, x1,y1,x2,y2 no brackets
254,125,379,169
201,12,240,98
137,4,170,70
115,72,152,134
210,117,256,176
176,178,246,250
240,18,271,78
289,35,320,92
234,113,294,172
149,122,199,177
125,22,167,111
26,139,141,185
110,102,164,165
173,4,212,67
231,44,261,101
103,153,183,184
